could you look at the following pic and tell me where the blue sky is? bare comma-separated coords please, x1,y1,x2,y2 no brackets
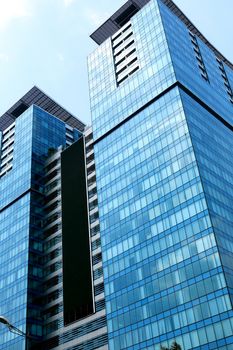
0,0,232,125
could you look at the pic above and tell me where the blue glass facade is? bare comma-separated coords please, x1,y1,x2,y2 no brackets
0,105,78,349
88,0,233,349
1,1,233,349
181,90,233,307
88,0,175,140
158,1,233,126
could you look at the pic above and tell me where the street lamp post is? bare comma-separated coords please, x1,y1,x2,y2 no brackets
0,316,29,338
0,315,37,349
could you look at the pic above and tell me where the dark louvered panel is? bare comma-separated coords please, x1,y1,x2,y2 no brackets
90,0,150,45
0,86,85,132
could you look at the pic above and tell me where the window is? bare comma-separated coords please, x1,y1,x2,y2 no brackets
189,32,209,82
216,57,233,102
112,21,140,86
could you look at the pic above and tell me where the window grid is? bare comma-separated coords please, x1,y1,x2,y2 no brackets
112,21,140,86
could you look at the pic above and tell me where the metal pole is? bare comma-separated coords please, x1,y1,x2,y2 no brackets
0,316,35,349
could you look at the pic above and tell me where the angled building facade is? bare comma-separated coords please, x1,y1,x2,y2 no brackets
88,0,233,349
1,1,233,350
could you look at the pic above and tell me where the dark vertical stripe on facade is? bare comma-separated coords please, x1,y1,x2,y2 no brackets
61,138,93,325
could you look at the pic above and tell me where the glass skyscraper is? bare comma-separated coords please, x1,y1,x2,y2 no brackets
1,0,233,350
88,0,233,349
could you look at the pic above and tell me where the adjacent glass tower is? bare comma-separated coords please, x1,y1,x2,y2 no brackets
0,88,109,350
0,87,86,349
88,0,233,349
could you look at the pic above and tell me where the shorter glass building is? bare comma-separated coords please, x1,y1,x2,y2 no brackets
0,88,109,350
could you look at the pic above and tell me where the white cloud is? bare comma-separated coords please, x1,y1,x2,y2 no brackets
85,9,110,27
0,0,31,30
0,53,9,62
63,0,75,7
